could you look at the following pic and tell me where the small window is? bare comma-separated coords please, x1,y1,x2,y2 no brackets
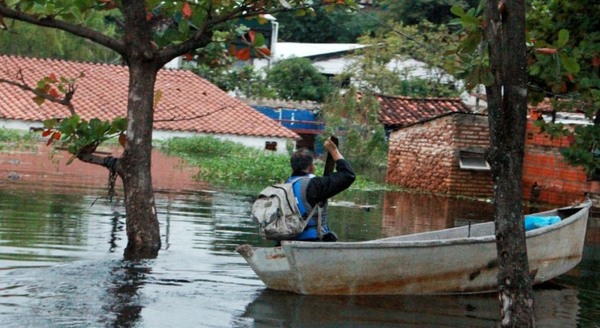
265,141,277,151
459,150,491,171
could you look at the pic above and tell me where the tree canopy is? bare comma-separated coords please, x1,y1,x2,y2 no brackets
267,57,333,102
345,20,461,97
275,5,379,43
376,0,480,26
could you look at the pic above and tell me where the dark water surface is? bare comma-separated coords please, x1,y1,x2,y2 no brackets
0,153,599,327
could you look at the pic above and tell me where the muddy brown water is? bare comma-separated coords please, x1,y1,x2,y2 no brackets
0,146,599,327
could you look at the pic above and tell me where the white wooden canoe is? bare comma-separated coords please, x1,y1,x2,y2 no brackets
237,201,592,295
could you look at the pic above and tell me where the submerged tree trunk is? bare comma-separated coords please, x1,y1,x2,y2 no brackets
484,0,534,326
118,1,162,259
120,60,161,259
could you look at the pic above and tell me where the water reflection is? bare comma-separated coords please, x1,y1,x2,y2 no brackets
241,284,582,327
106,261,150,327
382,192,495,237
0,150,599,326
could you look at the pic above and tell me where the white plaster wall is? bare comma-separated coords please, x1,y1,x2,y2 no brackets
0,120,293,154
153,130,293,154
0,119,43,131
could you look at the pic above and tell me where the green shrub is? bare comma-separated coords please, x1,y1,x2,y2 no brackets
158,135,395,192
158,136,291,185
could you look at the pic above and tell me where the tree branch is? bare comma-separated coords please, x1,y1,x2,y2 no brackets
0,4,126,56
157,1,345,65
154,105,230,122
0,71,77,116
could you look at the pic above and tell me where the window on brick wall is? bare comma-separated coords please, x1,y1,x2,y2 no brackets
459,150,491,171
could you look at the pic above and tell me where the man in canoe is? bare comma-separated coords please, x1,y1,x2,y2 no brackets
285,136,356,242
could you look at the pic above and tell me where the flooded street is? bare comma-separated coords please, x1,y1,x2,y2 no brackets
0,146,599,327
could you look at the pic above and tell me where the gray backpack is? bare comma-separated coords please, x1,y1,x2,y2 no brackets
251,179,319,240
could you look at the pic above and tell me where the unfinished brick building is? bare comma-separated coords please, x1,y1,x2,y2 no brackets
523,113,591,205
385,112,493,197
381,94,593,205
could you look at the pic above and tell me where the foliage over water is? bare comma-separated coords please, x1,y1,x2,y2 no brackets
158,136,396,192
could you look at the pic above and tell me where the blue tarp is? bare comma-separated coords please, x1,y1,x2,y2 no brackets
524,215,561,231
253,106,324,132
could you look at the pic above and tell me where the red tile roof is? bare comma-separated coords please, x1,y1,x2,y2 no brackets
0,55,298,139
377,94,471,128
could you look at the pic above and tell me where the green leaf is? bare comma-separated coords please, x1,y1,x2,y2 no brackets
461,15,480,30
460,33,481,53
253,32,266,47
557,29,569,48
43,118,59,129
450,5,466,17
153,90,163,109
33,95,45,106
561,55,580,73
178,19,190,34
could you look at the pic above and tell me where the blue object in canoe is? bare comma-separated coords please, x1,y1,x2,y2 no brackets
524,215,561,231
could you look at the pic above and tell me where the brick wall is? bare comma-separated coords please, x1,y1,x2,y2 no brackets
385,112,592,205
386,113,493,197
447,114,493,197
523,120,589,205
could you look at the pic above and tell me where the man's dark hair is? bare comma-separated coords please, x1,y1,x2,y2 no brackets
290,148,314,173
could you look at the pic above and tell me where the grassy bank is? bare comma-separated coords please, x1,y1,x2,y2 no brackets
157,136,396,192
0,129,39,151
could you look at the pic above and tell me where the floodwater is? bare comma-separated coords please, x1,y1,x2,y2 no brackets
0,147,599,327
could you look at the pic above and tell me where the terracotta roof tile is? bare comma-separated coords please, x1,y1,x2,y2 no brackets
377,94,471,128
0,55,298,139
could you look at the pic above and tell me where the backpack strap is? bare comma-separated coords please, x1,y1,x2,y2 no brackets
289,176,324,240
317,206,323,240
288,176,311,216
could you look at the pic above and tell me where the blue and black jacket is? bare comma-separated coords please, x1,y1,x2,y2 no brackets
286,158,356,241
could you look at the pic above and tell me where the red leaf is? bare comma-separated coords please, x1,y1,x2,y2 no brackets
118,133,126,147
560,81,567,93
146,12,154,21
53,132,61,140
236,48,251,61
41,129,52,137
182,2,192,19
184,53,193,61
247,30,256,44
48,73,57,83
536,48,557,55
592,55,600,68
48,88,59,98
228,45,237,56
46,137,53,146
257,47,271,57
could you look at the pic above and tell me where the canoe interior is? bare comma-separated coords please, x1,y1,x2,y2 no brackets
237,201,592,295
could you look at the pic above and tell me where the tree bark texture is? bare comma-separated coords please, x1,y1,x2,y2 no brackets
484,0,534,326
119,1,162,259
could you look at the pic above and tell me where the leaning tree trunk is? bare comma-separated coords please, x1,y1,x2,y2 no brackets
484,0,534,326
